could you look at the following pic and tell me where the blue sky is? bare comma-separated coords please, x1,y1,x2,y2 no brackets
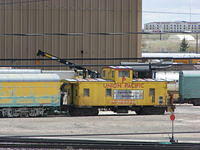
143,0,200,25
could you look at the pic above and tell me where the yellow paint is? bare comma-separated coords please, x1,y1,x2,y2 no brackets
174,59,200,64
102,68,133,83
64,68,168,107
70,81,168,106
0,82,61,106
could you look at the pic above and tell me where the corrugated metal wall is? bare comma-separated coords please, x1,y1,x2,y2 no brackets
0,0,141,69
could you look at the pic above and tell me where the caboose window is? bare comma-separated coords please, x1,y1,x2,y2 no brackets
106,89,112,96
112,71,115,78
84,88,90,96
118,70,130,77
102,70,106,77
149,88,155,103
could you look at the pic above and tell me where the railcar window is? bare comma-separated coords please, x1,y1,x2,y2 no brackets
112,71,115,78
118,70,130,77
102,70,106,77
67,89,71,96
84,88,90,97
149,88,155,103
159,96,163,104
106,89,112,96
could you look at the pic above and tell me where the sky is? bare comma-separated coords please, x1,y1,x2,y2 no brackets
143,0,200,25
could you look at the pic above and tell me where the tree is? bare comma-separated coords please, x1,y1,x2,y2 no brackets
180,38,189,52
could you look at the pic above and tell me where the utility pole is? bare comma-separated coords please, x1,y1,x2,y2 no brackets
159,22,162,40
189,0,192,22
196,33,199,53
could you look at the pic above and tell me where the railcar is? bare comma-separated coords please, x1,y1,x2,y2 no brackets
179,71,200,106
61,66,171,116
0,67,172,117
0,74,61,117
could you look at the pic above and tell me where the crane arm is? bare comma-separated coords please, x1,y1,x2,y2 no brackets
36,50,99,78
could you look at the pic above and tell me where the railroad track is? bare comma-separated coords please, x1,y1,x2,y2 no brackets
0,137,199,149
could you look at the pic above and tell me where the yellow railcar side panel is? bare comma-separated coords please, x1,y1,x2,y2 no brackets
174,59,200,64
74,81,168,106
0,82,61,106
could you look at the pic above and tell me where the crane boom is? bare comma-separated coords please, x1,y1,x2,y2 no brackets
36,50,99,78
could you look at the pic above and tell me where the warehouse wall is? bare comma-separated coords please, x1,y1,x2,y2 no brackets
0,0,142,69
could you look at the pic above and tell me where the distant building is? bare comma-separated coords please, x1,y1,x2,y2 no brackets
144,21,200,32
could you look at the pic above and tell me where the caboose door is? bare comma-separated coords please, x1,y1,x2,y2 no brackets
61,83,73,105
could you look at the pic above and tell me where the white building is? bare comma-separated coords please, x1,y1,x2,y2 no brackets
144,21,200,32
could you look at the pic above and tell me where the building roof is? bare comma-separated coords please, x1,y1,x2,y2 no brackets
0,69,42,74
180,71,200,77
142,53,200,58
64,78,166,82
64,78,111,82
145,21,200,25
105,66,133,70
0,74,60,82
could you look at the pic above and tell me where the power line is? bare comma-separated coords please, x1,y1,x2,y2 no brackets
0,63,200,68
0,31,199,37
143,11,200,16
2,57,200,61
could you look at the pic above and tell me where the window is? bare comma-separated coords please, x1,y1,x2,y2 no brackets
112,71,115,78
106,89,112,96
102,70,106,77
149,88,155,103
159,96,163,104
118,70,130,77
84,88,90,96
67,89,71,96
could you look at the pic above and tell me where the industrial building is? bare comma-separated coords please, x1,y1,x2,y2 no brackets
0,0,142,69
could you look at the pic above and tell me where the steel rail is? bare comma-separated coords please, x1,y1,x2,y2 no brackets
5,131,200,138
0,137,198,150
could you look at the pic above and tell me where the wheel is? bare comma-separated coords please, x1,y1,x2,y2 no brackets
89,108,99,116
135,107,166,115
192,100,200,106
150,107,165,115
29,109,37,117
68,108,80,116
135,110,142,115
68,108,99,116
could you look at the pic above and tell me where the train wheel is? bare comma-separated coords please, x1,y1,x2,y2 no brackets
68,108,99,116
68,108,80,116
90,108,99,116
29,109,37,117
2,108,14,117
20,112,29,118
192,100,200,106
135,107,166,115
135,110,142,115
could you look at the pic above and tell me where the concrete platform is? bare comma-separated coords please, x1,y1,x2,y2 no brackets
0,104,200,143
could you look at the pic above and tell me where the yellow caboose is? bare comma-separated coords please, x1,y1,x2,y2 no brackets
62,66,169,116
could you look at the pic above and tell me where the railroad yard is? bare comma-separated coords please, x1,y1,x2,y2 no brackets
0,104,200,143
